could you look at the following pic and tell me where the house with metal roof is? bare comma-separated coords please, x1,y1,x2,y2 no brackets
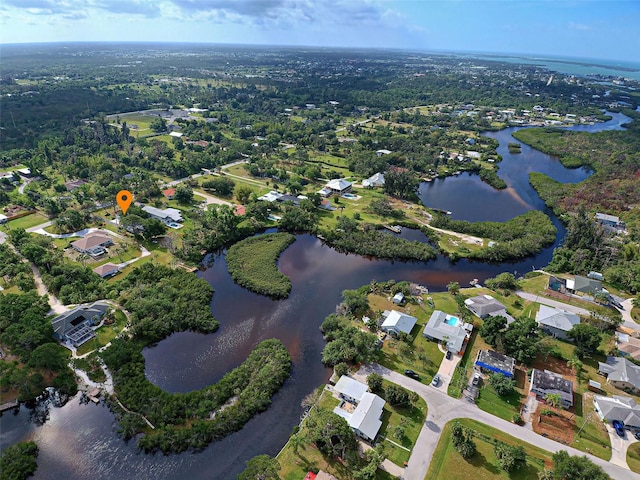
423,310,473,354
593,395,640,429
332,376,385,442
475,350,516,378
465,294,509,319
319,178,352,197
566,275,603,295
536,305,581,340
362,172,385,188
529,369,573,408
381,310,417,336
142,205,183,224
51,301,111,347
598,357,640,395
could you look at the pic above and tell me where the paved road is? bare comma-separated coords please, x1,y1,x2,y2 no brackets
516,291,591,316
353,363,639,480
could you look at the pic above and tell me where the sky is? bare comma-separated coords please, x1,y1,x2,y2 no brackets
1,1,639,63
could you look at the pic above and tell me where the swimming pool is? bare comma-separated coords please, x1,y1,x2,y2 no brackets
342,193,358,199
445,315,460,326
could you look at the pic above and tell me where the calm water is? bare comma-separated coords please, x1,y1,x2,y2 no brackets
0,113,630,480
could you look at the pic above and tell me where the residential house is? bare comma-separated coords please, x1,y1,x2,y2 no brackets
319,179,352,197
169,131,183,138
65,179,87,191
593,395,640,430
142,205,183,224
595,212,625,231
162,188,176,200
362,172,385,188
257,190,283,202
93,263,120,278
536,305,580,339
598,357,640,394
375,149,392,157
566,275,603,295
464,295,515,324
0,214,7,224
71,232,114,257
529,369,573,408
423,310,473,354
51,301,110,347
616,332,640,361
380,310,417,336
332,376,385,442
475,350,516,378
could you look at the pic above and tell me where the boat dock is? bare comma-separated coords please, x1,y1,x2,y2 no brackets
0,400,19,412
384,225,402,233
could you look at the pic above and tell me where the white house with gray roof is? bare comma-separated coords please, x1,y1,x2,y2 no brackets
465,295,510,320
598,357,640,395
423,310,473,354
381,310,417,336
536,305,581,339
593,395,640,429
142,205,183,224
332,376,385,442
52,301,110,347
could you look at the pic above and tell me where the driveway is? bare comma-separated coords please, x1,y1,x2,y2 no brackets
434,347,462,391
516,291,591,316
618,298,640,332
607,424,635,469
353,363,639,480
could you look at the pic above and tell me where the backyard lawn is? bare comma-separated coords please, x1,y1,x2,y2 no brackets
627,442,640,474
4,212,48,230
425,419,552,480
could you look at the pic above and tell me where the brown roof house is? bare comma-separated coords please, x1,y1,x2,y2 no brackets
71,232,114,257
93,263,120,278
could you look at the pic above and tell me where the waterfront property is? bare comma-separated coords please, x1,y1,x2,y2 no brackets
475,349,516,378
392,292,404,305
380,310,417,336
423,310,473,354
141,205,183,224
464,294,514,323
595,212,626,232
51,301,111,347
332,376,385,442
529,369,573,408
593,395,640,430
598,356,640,394
535,305,581,339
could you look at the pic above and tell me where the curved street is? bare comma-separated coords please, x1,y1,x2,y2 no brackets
353,363,640,480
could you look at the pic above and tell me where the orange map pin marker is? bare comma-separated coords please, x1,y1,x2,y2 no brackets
116,190,133,214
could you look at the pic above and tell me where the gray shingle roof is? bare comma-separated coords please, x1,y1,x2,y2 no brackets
598,357,640,390
536,305,581,332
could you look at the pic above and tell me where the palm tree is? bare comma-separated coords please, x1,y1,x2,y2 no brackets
447,281,460,296
545,393,563,410
567,357,583,378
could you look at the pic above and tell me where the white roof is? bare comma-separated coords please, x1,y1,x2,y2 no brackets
348,392,384,440
326,178,352,191
0,214,8,221
381,310,417,335
363,172,385,187
376,149,392,155
169,131,183,137
334,376,368,402
142,205,182,222
423,310,469,352
566,279,575,290
536,305,581,332
257,191,283,202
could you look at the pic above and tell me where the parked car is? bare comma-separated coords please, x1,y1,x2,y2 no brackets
613,420,625,437
404,369,420,380
446,351,452,360
472,374,482,387
431,375,440,387
635,431,640,441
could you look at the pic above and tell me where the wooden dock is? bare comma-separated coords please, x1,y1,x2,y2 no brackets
0,400,19,412
384,225,402,233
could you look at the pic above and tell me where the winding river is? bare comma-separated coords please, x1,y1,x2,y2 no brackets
0,111,630,479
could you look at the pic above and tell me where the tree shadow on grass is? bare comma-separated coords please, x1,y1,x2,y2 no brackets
467,450,502,476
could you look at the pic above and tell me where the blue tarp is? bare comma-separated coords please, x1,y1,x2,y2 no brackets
475,361,513,378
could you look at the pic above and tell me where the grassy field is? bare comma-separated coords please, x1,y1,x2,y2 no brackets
4,212,48,230
378,379,428,466
627,443,640,474
425,419,552,480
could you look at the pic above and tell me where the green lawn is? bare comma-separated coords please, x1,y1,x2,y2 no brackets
570,392,611,460
476,382,522,422
75,309,128,356
379,380,428,466
4,212,48,230
627,442,640,474
425,419,551,480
